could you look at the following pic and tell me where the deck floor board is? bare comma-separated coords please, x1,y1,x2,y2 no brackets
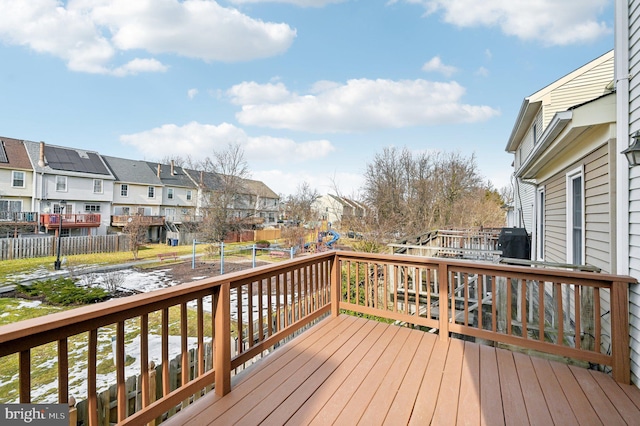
163,314,640,426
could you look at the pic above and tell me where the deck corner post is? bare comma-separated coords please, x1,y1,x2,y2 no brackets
214,282,232,396
438,261,449,341
330,253,340,317
611,281,631,384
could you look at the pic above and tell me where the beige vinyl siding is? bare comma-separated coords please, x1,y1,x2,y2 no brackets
543,57,614,129
517,110,544,168
584,144,611,273
541,173,565,263
629,0,640,387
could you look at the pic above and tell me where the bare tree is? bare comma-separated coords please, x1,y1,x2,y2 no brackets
199,143,251,242
286,182,320,225
123,214,148,260
361,146,504,242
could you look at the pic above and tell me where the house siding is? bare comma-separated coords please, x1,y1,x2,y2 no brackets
544,57,614,128
542,173,565,264
626,0,640,387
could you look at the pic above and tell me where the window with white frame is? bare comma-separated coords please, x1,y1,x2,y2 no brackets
11,171,25,188
536,187,545,261
85,204,101,212
121,184,128,197
148,186,155,198
566,167,584,265
533,124,538,144
93,179,103,194
56,176,67,192
186,190,192,201
0,199,21,212
167,188,174,200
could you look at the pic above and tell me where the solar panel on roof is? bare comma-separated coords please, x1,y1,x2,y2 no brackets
0,141,8,163
45,146,109,175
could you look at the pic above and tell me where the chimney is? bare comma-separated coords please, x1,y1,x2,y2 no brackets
171,160,175,175
38,141,45,168
157,164,161,178
200,171,204,186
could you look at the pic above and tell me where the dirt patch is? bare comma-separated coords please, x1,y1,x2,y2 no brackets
142,259,271,284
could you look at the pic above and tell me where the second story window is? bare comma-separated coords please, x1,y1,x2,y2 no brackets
167,188,174,200
148,186,155,198
121,184,128,197
93,179,103,194
186,190,192,201
11,171,25,188
85,204,101,212
56,176,67,192
533,124,538,144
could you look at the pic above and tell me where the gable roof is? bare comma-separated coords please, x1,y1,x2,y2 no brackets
102,156,164,186
146,162,199,189
0,136,32,170
243,178,279,199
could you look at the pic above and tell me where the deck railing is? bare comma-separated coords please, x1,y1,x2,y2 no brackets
0,251,633,425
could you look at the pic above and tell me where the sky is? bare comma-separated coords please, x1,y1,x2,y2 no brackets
0,0,615,198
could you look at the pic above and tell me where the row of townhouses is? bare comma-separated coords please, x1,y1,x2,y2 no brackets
0,138,280,241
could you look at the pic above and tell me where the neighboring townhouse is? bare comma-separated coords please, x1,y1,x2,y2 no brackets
615,0,640,388
24,141,115,236
0,137,38,235
145,160,199,230
242,178,279,227
505,50,614,247
102,156,165,243
313,194,366,228
186,169,279,227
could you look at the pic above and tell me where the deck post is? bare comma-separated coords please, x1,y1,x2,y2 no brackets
611,281,631,384
331,253,340,317
438,261,449,341
214,282,231,396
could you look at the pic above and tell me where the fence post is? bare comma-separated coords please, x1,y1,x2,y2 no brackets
214,282,231,396
611,281,631,384
252,244,256,268
438,260,449,341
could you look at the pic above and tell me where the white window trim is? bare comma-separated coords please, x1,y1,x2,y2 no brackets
536,186,545,261
56,175,67,192
566,166,585,265
93,179,103,194
11,171,25,188
186,190,192,201
121,184,129,197
167,188,174,200
148,186,155,199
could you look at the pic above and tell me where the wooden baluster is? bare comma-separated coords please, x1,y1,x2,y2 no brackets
161,309,170,397
181,302,189,409
491,276,497,333
464,273,469,326
276,273,283,328
521,279,527,338
19,349,30,403
330,255,340,317
611,281,630,384
117,321,126,422
538,282,545,342
197,299,204,377
555,283,563,346
574,285,581,350
140,315,150,410
594,287,601,353
267,277,273,337
88,329,98,426
58,338,69,404
506,277,512,335
248,284,254,349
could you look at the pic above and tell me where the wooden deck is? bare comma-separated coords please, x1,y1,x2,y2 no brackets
165,314,640,425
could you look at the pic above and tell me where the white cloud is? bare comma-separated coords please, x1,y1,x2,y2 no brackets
399,0,610,45
229,0,345,6
227,82,293,105
0,0,296,74
252,169,363,197
188,89,199,99
231,79,499,132
475,66,489,77
421,56,458,77
119,121,335,165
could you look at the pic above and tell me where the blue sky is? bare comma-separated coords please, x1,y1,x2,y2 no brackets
0,0,614,197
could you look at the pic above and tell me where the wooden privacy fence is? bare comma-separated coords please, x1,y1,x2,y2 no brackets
0,235,129,260
0,251,633,425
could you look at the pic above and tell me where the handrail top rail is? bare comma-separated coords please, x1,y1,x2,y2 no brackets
0,251,337,346
334,250,637,284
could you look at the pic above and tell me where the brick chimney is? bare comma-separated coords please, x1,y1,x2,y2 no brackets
38,141,45,168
